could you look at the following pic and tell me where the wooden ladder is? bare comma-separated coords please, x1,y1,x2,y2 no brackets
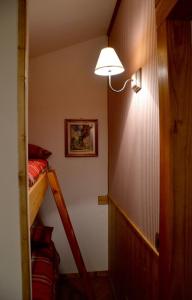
47,170,94,300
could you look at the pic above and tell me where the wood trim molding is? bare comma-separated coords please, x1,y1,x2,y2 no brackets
107,0,122,36
156,0,178,28
18,0,31,299
108,196,159,257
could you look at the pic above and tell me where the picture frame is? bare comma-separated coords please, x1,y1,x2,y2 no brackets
64,119,98,157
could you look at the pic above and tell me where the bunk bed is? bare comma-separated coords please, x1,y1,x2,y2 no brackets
28,144,94,300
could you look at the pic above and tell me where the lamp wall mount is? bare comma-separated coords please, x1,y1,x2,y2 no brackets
94,47,142,93
131,68,142,93
108,68,142,93
108,75,132,93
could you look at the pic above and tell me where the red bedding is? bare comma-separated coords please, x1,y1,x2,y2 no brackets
28,159,48,187
32,239,60,300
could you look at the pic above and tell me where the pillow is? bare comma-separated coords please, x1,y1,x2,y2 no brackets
31,226,53,248
28,144,52,159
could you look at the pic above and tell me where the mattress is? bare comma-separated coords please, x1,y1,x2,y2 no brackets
28,159,48,187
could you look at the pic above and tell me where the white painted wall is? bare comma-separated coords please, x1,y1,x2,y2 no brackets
29,36,108,273
0,1,23,299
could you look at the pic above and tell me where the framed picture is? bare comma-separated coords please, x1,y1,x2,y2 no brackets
65,119,98,157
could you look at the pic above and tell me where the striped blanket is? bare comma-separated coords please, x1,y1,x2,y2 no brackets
32,241,60,300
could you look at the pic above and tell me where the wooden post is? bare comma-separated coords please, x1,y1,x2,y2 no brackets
18,0,31,299
47,170,95,300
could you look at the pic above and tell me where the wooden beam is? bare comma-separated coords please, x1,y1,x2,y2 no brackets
29,173,48,227
157,21,173,299
18,0,31,299
156,0,178,28
47,170,95,300
107,0,122,36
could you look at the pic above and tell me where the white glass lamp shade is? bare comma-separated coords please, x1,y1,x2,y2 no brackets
94,47,125,76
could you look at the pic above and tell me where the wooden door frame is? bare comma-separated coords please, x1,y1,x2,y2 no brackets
18,0,31,299
155,0,178,28
156,0,192,299
156,16,174,300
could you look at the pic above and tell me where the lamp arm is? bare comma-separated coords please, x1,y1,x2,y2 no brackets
108,75,132,93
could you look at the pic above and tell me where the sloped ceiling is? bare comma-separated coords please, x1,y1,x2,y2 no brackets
28,0,117,57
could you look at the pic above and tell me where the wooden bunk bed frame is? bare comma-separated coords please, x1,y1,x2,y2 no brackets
29,172,48,226
29,169,94,300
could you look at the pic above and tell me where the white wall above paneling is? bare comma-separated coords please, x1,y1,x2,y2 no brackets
29,36,108,273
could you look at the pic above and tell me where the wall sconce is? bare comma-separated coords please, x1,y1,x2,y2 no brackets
94,47,142,93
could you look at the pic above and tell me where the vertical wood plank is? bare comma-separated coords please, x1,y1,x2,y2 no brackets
157,20,173,300
157,18,192,300
18,0,31,299
167,20,192,300
109,198,159,300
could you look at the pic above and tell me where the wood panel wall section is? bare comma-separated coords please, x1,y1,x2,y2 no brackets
108,0,160,249
167,19,192,300
156,0,192,298
109,198,159,300
108,0,160,298
157,20,173,300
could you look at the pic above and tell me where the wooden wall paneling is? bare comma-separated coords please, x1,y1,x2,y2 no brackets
108,1,160,298
108,195,116,297
167,19,192,299
18,0,31,299
108,0,160,247
109,198,159,300
157,13,192,300
157,20,173,300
